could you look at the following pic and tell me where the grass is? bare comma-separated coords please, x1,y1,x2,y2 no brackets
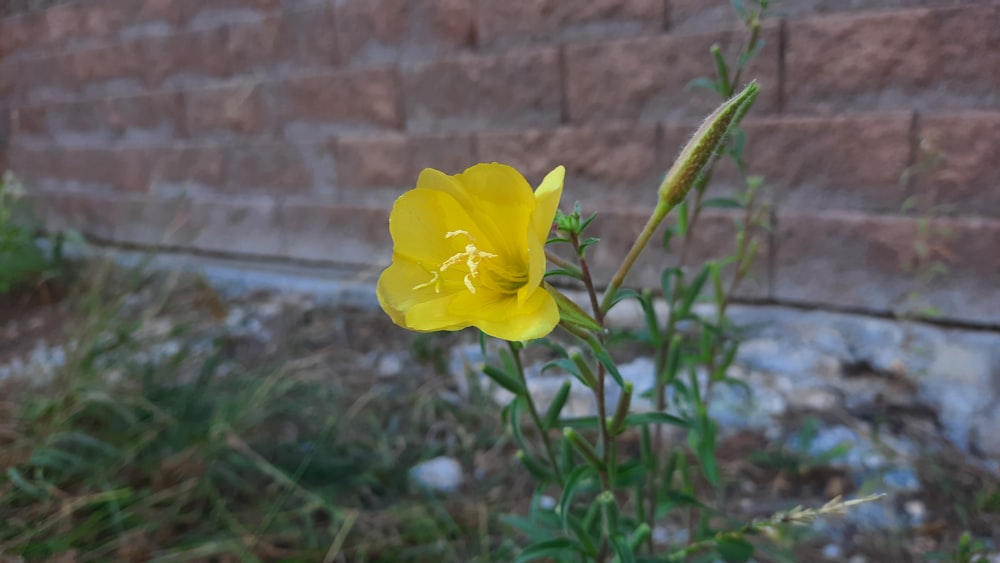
0,266,526,562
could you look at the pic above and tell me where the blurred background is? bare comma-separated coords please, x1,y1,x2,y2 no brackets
2,0,998,323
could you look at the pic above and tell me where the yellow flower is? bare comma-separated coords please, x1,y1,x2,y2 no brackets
377,163,565,341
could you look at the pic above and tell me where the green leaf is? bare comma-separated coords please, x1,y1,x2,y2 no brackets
566,515,600,557
702,197,743,209
547,282,603,332
624,412,690,430
582,333,625,388
517,450,555,482
686,76,724,96
578,237,600,256
560,466,598,531
717,535,754,563
510,396,528,451
545,267,584,280
515,538,583,562
483,365,526,395
544,357,595,389
544,380,573,430
679,265,710,317
610,533,636,563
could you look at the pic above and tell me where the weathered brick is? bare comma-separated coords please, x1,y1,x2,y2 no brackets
774,211,1000,325
700,115,913,211
476,124,663,207
478,0,664,48
183,197,285,256
26,191,119,240
183,83,272,137
151,146,227,193
403,48,562,133
276,4,341,67
106,91,185,140
333,133,475,200
181,0,283,26
7,146,153,193
669,0,996,32
0,60,26,106
564,24,780,123
914,112,1000,218
8,106,49,141
69,42,145,93
785,7,1000,114
584,209,771,299
223,143,313,194
336,0,475,65
0,11,46,58
281,68,403,133
146,27,227,88
21,92,183,144
142,23,278,89
279,203,391,264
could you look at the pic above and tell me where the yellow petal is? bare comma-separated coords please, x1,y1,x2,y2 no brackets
403,292,469,332
532,165,565,243
390,187,495,264
422,164,535,261
452,286,559,341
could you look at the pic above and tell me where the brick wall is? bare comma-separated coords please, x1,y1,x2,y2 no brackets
1,0,999,325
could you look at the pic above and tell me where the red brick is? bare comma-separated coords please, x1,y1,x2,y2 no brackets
275,4,341,68
476,124,663,208
0,60,26,106
669,0,996,31
223,143,313,194
105,91,185,139
564,25,780,124
142,25,256,88
279,203,391,264
183,83,272,137
914,112,1000,218
584,209,771,299
335,0,474,65
114,194,285,255
8,106,49,141
403,48,562,133
143,28,225,87
13,53,82,103
184,197,285,256
181,0,283,25
706,115,913,211
478,0,664,48
333,133,475,196
774,211,1000,324
0,11,46,58
68,42,145,89
8,146,152,193
281,68,403,131
26,191,119,240
151,146,226,191
785,7,1000,114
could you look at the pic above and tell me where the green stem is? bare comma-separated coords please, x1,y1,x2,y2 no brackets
599,199,672,315
508,341,565,486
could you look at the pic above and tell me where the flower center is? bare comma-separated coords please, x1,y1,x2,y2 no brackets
413,230,500,295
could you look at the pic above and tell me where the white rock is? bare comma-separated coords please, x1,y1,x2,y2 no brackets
409,456,463,493
376,353,404,378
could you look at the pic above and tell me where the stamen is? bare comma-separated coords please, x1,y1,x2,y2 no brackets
414,230,499,295
412,270,442,293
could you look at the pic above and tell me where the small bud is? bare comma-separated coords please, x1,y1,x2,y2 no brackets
658,81,759,212
564,427,603,469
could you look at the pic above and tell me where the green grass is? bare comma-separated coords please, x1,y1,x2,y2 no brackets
0,270,523,562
